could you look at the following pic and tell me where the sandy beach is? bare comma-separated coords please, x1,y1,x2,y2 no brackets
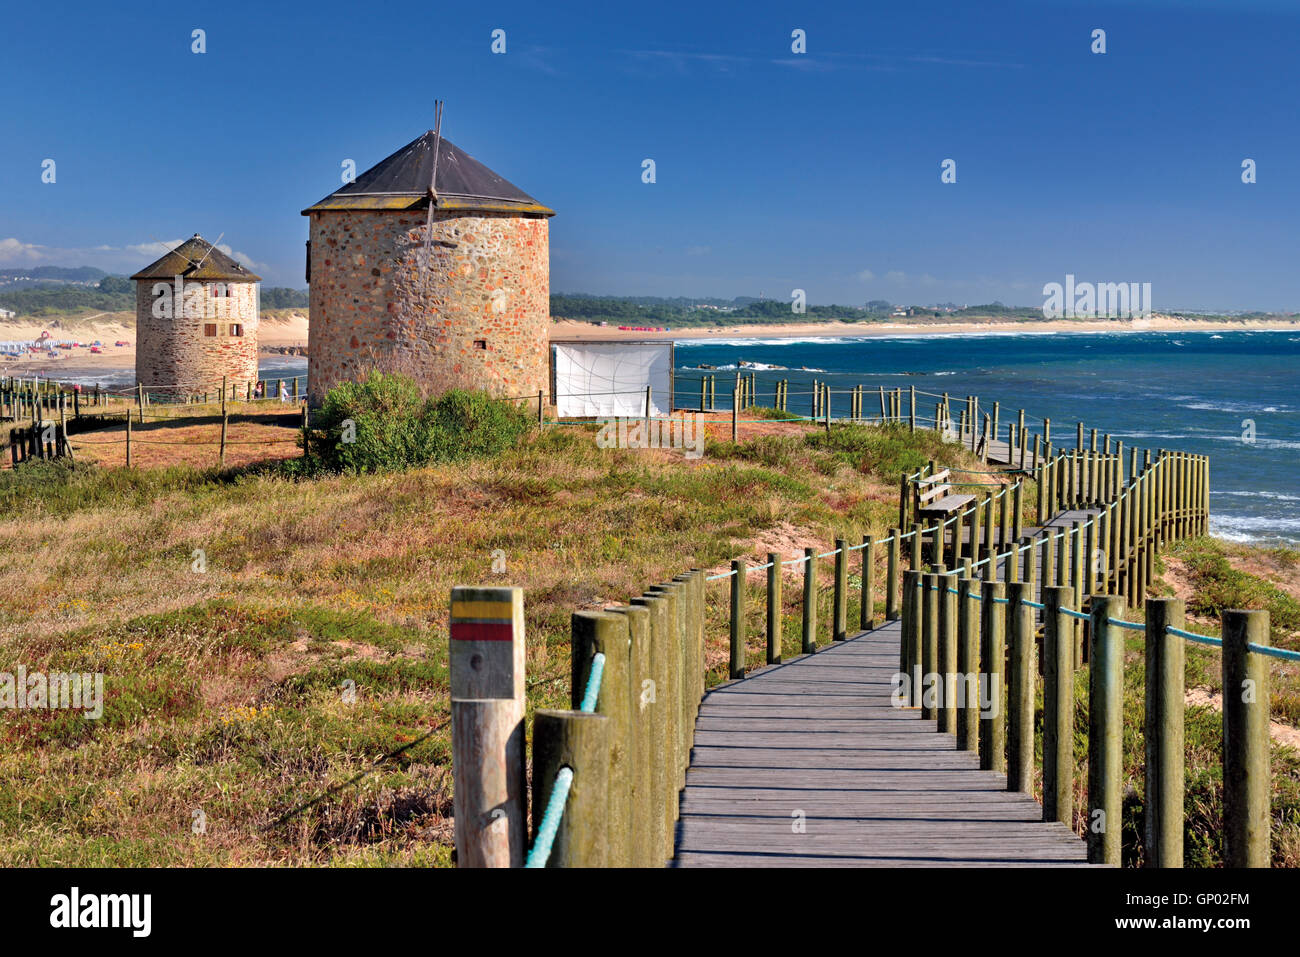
548,314,1300,341
0,312,308,379
3,310,1296,381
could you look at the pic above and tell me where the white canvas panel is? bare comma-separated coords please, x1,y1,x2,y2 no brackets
553,342,672,417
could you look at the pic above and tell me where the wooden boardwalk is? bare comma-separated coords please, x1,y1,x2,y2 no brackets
673,620,1093,867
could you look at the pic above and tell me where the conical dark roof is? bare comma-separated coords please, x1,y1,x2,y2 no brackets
130,235,261,282
302,130,554,216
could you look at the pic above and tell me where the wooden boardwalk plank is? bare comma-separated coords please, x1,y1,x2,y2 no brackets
673,620,1094,867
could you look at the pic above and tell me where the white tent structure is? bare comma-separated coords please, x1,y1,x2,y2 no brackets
551,340,674,417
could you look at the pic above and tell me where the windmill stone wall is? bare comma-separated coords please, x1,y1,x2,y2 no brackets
306,209,549,405
130,235,261,397
303,129,554,406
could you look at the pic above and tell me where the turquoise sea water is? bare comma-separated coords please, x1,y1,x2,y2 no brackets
673,329,1300,546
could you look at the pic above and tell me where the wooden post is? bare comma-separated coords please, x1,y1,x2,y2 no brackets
901,570,921,706
219,409,228,469
450,586,527,867
908,384,916,431
766,552,782,664
1042,585,1074,825
860,535,875,630
729,559,745,678
921,573,938,721
1006,581,1035,792
608,604,655,866
833,538,848,640
571,610,633,867
801,547,817,654
531,710,609,868
125,411,132,468
983,495,996,580
1142,597,1186,868
1088,595,1125,866
910,521,922,573
979,580,1005,772
937,570,957,734
1222,609,1271,868
537,390,544,426
956,577,980,751
885,530,900,620
136,383,144,424
899,473,909,530
731,387,738,442
628,593,672,859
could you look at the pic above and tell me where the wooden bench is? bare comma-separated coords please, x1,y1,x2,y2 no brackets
914,469,976,520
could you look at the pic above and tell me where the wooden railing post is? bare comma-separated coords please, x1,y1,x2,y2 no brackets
766,552,782,664
833,539,848,640
531,710,609,867
938,570,958,734
729,559,745,678
450,585,527,867
979,581,1005,772
608,604,655,867
955,577,980,750
1222,609,1271,868
860,535,875,630
885,530,900,621
1143,597,1186,868
801,547,818,654
571,610,633,867
1088,594,1125,866
920,573,939,721
1006,582,1035,793
901,570,920,707
1042,585,1074,825
630,591,676,860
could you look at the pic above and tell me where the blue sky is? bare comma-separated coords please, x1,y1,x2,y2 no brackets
1,0,1296,310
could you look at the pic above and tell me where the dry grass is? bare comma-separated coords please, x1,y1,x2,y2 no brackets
0,417,986,866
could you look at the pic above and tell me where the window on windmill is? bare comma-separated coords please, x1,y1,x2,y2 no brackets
204,323,218,337
474,339,488,350
210,284,229,298
229,323,244,338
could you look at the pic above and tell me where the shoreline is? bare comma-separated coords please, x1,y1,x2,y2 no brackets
550,315,1300,342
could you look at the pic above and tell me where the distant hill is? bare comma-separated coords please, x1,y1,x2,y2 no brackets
0,265,107,283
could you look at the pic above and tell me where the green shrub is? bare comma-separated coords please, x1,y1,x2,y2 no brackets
311,373,531,473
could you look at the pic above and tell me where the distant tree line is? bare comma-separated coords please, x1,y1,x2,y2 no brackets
0,277,310,317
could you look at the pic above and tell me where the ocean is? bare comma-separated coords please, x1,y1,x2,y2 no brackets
672,329,1300,547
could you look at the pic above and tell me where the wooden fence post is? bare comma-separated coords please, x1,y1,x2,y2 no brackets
125,411,132,468
729,559,746,678
630,591,676,859
1222,609,1271,868
900,570,919,706
450,586,527,867
938,570,958,734
766,552,782,664
1088,594,1125,866
979,581,1005,772
860,535,875,630
956,577,980,751
1042,585,1074,825
833,539,848,640
886,530,900,621
531,710,609,867
920,573,938,721
801,547,817,654
571,610,633,867
608,604,655,867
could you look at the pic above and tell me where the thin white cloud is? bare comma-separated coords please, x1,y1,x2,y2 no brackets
1,236,266,275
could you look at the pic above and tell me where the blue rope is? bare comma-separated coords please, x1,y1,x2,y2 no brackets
1166,624,1222,647
1107,617,1145,631
1062,608,1090,621
1247,642,1300,661
580,653,606,713
525,766,574,868
1023,599,1046,610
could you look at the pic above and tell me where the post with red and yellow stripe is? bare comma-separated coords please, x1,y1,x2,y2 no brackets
450,586,527,867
